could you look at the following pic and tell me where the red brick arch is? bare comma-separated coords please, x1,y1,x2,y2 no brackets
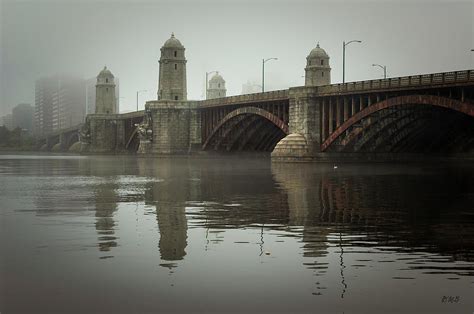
202,106,289,150
321,95,474,151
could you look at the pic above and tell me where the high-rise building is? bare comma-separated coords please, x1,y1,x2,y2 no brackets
51,77,85,131
35,77,56,136
0,114,13,130
12,103,34,132
35,75,86,135
158,33,187,101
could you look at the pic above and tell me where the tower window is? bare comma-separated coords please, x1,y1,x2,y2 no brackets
218,83,220,88
106,87,109,92
174,51,177,57
322,72,324,77
309,61,311,65
106,78,109,83
174,96,178,100
175,64,177,70
321,60,324,65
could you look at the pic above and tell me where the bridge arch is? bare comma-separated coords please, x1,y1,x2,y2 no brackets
322,95,474,152
203,106,289,151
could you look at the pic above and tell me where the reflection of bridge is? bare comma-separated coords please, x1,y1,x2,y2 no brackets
51,69,473,160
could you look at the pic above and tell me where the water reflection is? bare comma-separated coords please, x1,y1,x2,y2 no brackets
2,155,473,313
140,159,193,267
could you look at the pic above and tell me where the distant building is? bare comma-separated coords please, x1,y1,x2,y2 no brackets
86,76,119,114
207,72,226,99
0,113,13,130
51,77,86,131
241,81,261,94
12,103,34,132
35,75,86,135
305,43,331,86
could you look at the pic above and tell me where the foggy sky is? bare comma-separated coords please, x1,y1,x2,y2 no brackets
1,0,473,116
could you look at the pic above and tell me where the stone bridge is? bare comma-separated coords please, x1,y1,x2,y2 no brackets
37,124,83,152
39,110,145,153
77,69,473,160
197,69,474,159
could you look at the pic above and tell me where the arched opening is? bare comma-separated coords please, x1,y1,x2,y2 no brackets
322,95,474,153
203,107,288,152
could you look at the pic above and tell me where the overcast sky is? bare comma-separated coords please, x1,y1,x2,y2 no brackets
0,0,473,115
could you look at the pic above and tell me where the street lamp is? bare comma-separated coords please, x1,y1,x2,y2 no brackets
372,63,387,79
262,57,278,92
205,71,218,100
342,40,362,83
136,90,147,111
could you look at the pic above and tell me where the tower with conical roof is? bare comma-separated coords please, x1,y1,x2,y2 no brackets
95,66,117,114
305,43,331,86
158,33,187,101
207,72,226,99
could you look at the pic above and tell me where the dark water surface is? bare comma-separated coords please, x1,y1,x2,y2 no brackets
0,154,473,313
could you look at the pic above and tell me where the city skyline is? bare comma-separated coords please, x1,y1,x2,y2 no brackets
0,0,473,116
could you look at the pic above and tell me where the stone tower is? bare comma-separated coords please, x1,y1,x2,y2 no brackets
305,43,331,86
207,72,226,99
95,66,117,114
158,33,187,101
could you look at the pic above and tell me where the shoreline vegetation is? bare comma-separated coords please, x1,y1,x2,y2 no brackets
0,126,35,151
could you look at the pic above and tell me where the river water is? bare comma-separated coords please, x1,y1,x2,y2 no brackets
0,154,473,313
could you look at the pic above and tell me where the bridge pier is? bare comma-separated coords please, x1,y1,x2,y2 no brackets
272,87,321,161
85,115,126,154
144,100,201,155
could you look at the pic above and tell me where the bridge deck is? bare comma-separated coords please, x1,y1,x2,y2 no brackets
199,70,473,109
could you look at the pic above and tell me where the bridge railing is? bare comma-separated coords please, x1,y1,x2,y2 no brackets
318,70,473,95
200,89,289,107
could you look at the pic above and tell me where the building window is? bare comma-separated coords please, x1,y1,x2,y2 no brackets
309,61,311,65
174,51,177,57
106,78,109,83
321,60,324,65
175,64,177,70
322,72,324,77
218,83,220,88
106,87,109,92
175,96,178,100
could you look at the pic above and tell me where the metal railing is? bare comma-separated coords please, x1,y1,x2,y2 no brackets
200,89,289,108
317,70,473,95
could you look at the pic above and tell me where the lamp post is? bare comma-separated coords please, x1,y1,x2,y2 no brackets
372,63,387,79
262,57,278,92
205,71,218,100
342,40,362,83
136,90,147,111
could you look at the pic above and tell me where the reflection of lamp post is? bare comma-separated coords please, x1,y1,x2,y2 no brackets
342,40,362,83
372,63,387,79
136,90,147,111
262,57,278,92
205,71,218,99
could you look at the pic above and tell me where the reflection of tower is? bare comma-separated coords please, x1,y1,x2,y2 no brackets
156,204,187,261
140,158,198,266
94,182,118,254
